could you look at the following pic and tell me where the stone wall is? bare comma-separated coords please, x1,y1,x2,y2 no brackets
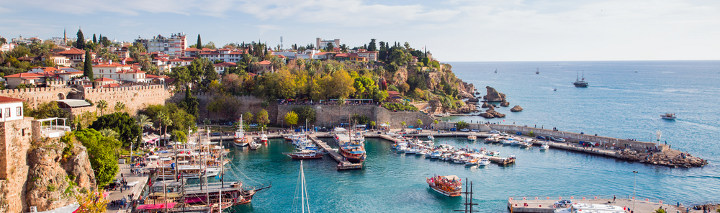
83,85,175,115
0,87,75,107
196,94,265,121
0,118,33,212
276,104,433,128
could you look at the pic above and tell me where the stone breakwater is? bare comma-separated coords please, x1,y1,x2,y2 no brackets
487,124,707,168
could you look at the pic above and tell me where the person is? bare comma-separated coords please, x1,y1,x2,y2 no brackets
613,195,616,203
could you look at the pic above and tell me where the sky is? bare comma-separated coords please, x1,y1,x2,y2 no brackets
1,0,719,62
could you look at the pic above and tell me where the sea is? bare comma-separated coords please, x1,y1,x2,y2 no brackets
220,61,720,212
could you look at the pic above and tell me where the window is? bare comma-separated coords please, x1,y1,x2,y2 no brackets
4,108,10,118
16,106,21,116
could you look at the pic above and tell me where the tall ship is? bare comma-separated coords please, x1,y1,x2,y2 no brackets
426,175,462,197
234,116,250,147
573,72,589,87
334,127,366,163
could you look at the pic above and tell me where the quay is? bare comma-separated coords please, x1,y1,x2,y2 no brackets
507,196,683,213
307,135,363,170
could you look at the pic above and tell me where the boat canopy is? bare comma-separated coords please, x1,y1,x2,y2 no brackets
442,175,461,181
136,202,177,210
334,127,347,132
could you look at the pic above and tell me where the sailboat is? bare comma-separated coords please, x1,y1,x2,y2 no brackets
233,115,250,147
295,161,311,213
536,67,540,74
494,68,497,74
573,71,589,87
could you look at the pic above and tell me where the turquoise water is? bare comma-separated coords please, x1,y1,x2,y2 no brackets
221,61,720,212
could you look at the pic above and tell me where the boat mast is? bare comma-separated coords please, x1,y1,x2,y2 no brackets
218,146,224,212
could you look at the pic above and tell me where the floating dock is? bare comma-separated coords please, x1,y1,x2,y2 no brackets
308,135,363,170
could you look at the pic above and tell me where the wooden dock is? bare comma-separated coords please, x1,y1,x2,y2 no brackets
307,135,363,170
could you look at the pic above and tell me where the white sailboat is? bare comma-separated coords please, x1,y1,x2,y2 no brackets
295,161,311,213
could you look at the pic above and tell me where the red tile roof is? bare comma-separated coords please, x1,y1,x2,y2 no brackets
0,96,24,104
4,73,44,79
93,62,131,68
102,83,120,88
257,60,271,65
57,48,85,55
94,78,116,82
214,62,236,67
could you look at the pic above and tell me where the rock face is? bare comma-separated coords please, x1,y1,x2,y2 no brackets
480,109,506,118
483,86,506,102
25,139,96,212
500,101,510,107
510,105,523,112
481,102,490,108
467,97,479,103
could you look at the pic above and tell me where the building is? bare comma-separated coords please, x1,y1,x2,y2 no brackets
92,62,147,83
0,43,16,52
3,73,44,88
46,55,71,67
0,97,24,122
184,48,245,63
214,62,236,74
357,50,378,62
57,48,95,66
252,60,274,74
135,33,187,57
316,38,340,49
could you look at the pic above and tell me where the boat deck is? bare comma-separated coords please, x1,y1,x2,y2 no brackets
307,135,363,170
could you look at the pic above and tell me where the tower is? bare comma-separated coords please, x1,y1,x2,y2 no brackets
63,28,67,43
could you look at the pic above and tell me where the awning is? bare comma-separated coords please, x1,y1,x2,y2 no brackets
136,203,177,210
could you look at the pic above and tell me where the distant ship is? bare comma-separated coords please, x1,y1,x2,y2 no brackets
573,72,589,87
494,68,497,74
661,113,676,120
536,67,540,74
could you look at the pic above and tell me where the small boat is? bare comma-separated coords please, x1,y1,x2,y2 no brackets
477,158,490,167
465,158,478,167
285,149,323,160
430,151,442,159
249,140,261,150
233,116,250,147
260,134,268,143
661,113,676,120
426,175,462,197
573,71,589,87
467,135,477,141
536,67,540,75
494,68,498,74
553,88,557,92
540,143,550,151
427,135,435,140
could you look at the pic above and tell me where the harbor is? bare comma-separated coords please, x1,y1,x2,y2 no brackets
507,196,680,213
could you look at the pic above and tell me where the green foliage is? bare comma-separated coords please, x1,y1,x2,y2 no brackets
90,112,141,147
75,29,85,50
180,87,199,117
96,100,108,115
113,102,125,112
140,104,196,133
75,129,120,187
256,109,269,126
284,111,298,127
291,106,316,124
381,102,418,112
416,119,423,126
655,209,666,213
456,121,469,130
351,114,370,125
171,130,187,143
242,112,253,123
196,34,202,50
27,101,70,119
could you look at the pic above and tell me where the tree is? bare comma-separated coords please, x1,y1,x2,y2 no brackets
196,34,202,49
416,119,423,127
92,34,97,44
74,129,120,187
90,112,141,147
75,189,108,213
284,111,298,128
96,100,107,115
83,49,93,80
243,112,253,123
114,102,125,112
400,121,407,129
292,106,316,124
370,121,376,129
158,112,172,145
171,130,187,143
27,101,70,119
135,114,151,133
256,109,269,127
76,29,85,50
456,121,469,130
181,86,199,117
325,42,334,52
368,39,377,51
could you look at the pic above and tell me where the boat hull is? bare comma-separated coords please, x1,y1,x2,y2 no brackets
429,186,462,197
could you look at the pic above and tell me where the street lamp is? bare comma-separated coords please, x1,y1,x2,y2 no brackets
633,170,638,211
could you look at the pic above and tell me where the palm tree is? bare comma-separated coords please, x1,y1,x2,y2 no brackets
157,112,172,146
400,121,406,130
135,114,152,131
96,100,108,115
114,102,126,112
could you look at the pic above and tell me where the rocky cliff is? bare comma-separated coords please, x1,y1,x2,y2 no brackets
25,138,96,212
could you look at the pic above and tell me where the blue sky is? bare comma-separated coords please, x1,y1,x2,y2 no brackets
1,0,719,61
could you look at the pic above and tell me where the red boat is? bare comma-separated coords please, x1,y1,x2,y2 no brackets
426,175,462,197
285,150,323,159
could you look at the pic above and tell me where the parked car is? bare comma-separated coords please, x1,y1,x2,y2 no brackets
210,132,222,136
536,136,546,140
460,128,470,132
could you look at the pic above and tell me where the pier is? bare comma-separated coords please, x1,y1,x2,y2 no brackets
507,196,682,213
307,135,363,170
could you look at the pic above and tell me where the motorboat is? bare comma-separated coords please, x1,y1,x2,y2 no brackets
661,113,676,120
285,149,323,160
467,135,477,141
260,134,268,143
477,158,490,167
540,143,550,150
426,175,462,197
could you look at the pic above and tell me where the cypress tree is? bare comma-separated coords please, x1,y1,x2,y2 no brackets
93,34,97,43
83,49,93,80
196,34,202,49
76,29,85,50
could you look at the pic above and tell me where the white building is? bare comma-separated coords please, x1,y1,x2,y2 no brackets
184,48,244,63
316,38,340,49
136,33,187,57
92,62,147,83
0,96,24,122
0,43,16,52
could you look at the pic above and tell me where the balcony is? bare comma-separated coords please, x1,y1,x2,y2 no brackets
36,117,71,138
